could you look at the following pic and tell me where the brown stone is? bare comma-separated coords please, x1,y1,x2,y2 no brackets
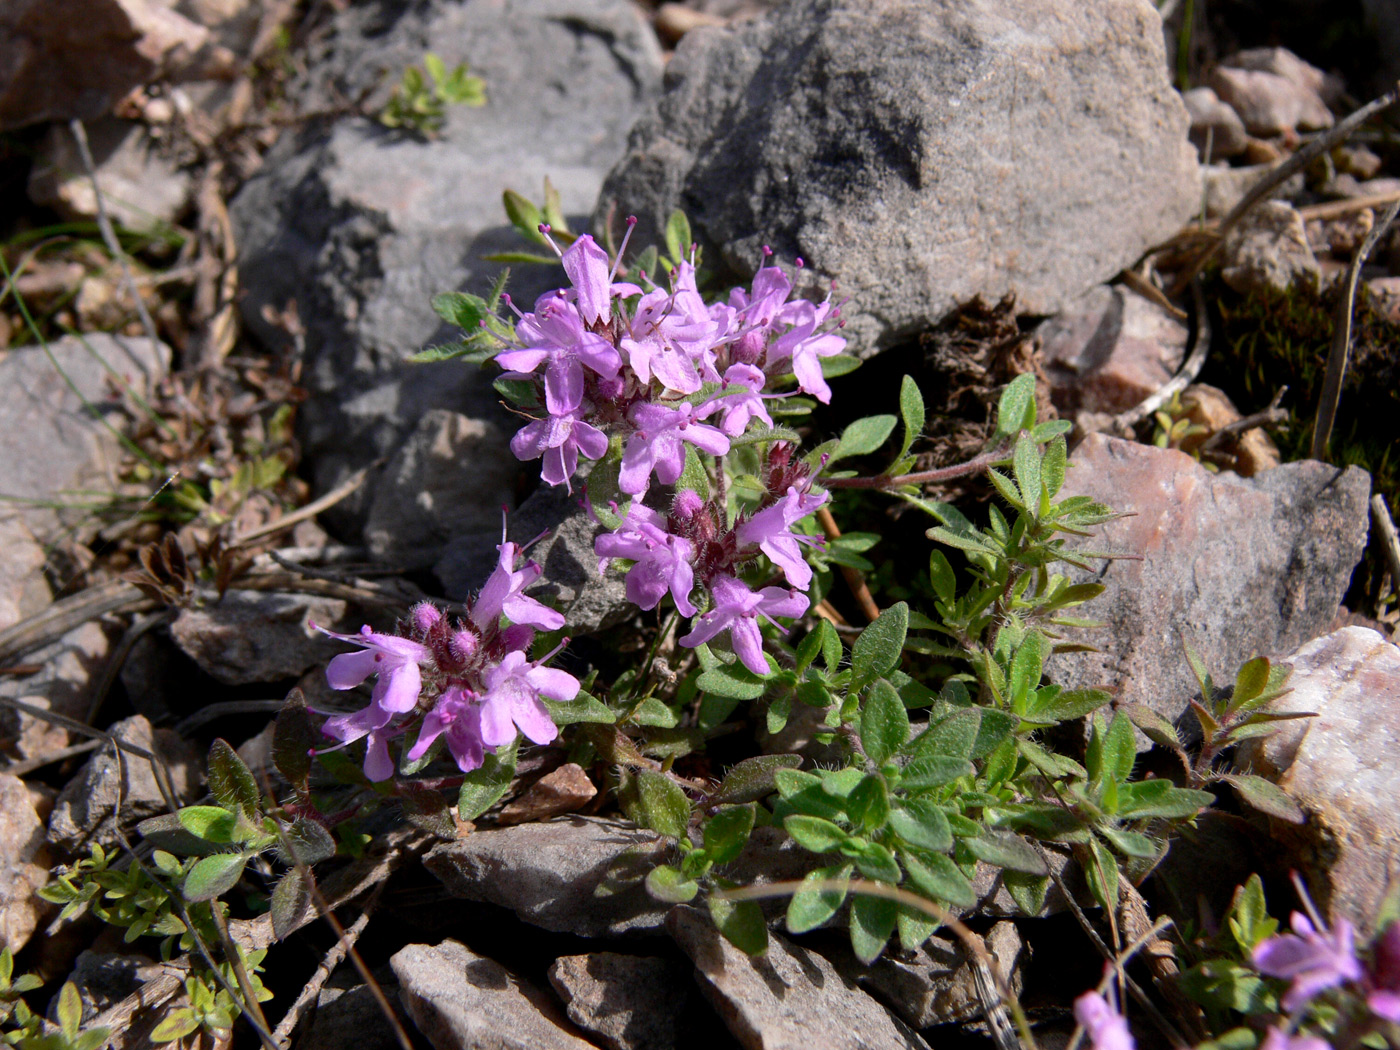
1221,200,1319,297
0,774,54,952
498,764,598,825
1209,66,1333,137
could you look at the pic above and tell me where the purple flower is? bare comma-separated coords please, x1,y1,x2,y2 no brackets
1254,912,1364,1010
472,541,566,632
595,503,698,616
1259,1028,1331,1050
560,234,614,327
406,687,487,774
479,649,577,748
1366,920,1400,1022
736,486,828,589
317,624,429,716
677,575,808,676
320,702,398,782
710,363,775,437
510,409,609,493
1073,991,1134,1050
619,401,730,495
767,300,846,405
497,297,621,414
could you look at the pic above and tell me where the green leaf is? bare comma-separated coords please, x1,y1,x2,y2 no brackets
270,868,312,941
888,798,953,852
1005,870,1051,915
899,755,975,790
678,443,712,502
849,838,903,885
714,754,803,804
1114,780,1214,819
709,895,768,955
664,209,692,264
1182,636,1215,703
1028,687,1112,723
277,817,337,865
787,864,853,933
697,662,769,700
457,738,519,820
645,864,699,903
819,355,862,379
1220,773,1305,823
1102,711,1137,783
431,290,491,331
1012,434,1042,511
896,902,942,951
995,373,1037,436
898,375,925,459
57,980,82,1038
845,775,891,833
207,738,260,818
960,831,1047,875
821,768,865,798
177,805,237,844
503,189,545,243
1227,656,1272,716
1042,434,1067,496
151,1009,201,1043
1121,702,1182,750
1084,836,1119,912
909,709,981,761
1097,827,1160,860
273,691,315,788
1007,632,1045,712
972,709,1018,760
633,770,693,840
703,804,756,865
860,679,910,766
927,550,956,604
542,692,617,725
183,853,247,902
832,415,898,463
632,696,683,728
851,602,908,687
784,814,849,853
902,849,976,908
850,894,898,964
765,693,791,735
1227,874,1277,952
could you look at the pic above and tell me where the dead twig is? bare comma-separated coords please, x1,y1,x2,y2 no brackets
1311,198,1400,460
229,464,372,547
0,579,153,666
0,738,103,777
1110,278,1211,433
815,506,881,622
825,440,1012,491
1372,495,1400,594
1196,387,1290,455
1298,189,1400,223
1168,83,1400,296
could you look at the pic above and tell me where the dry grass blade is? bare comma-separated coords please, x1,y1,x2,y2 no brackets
0,579,153,666
1168,83,1400,297
1372,494,1400,594
1311,198,1400,460
1110,278,1211,432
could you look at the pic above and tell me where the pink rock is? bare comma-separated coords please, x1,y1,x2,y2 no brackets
1209,66,1333,137
1181,86,1249,160
1037,285,1187,417
1049,435,1370,743
1224,47,1344,105
0,774,53,952
1235,627,1400,931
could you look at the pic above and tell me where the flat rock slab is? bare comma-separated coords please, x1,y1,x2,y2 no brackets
1236,627,1400,930
596,0,1198,354
548,952,691,1050
667,906,931,1050
231,0,663,550
169,590,350,685
1050,435,1370,743
0,774,53,952
392,939,598,1050
424,816,671,937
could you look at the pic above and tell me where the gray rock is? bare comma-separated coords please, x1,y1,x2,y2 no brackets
363,410,519,567
1235,627,1400,931
0,517,51,630
0,774,53,952
1223,47,1343,107
0,332,169,540
1208,66,1333,138
547,953,691,1050
424,816,671,937
28,118,193,231
667,906,931,1050
0,622,112,764
1202,163,1304,220
301,979,406,1050
828,921,1026,1029
1037,285,1188,419
434,482,631,633
595,0,1199,355
0,0,213,131
1048,434,1371,744
391,939,598,1050
1181,86,1249,162
1221,200,1320,297
47,715,198,854
168,590,350,685
229,0,664,543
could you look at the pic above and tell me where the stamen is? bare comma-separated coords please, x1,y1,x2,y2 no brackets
538,223,565,259
608,216,638,284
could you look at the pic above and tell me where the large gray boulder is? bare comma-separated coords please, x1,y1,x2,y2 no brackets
595,0,1199,355
230,0,664,548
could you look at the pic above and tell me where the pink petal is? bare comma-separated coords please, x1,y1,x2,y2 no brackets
363,732,396,782
562,235,612,326
374,661,422,714
513,696,561,745
326,649,380,690
480,696,517,748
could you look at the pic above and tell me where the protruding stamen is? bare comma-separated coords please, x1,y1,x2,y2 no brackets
538,223,565,259
609,216,638,284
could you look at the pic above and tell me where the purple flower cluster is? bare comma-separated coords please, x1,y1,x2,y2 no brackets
1253,910,1400,1023
314,540,577,781
496,226,846,674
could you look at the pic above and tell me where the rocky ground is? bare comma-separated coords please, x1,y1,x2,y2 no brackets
2,1,1400,1049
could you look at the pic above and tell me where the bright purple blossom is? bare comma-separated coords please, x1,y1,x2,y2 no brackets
472,541,566,632
510,409,609,493
736,485,828,589
1073,991,1134,1050
320,701,398,782
678,574,809,675
560,234,614,327
1254,912,1364,1010
767,299,846,405
407,687,487,773
479,649,578,748
1366,920,1400,1022
595,503,697,616
619,401,730,495
317,624,429,715
711,363,775,437
497,296,621,414
1259,1028,1330,1050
